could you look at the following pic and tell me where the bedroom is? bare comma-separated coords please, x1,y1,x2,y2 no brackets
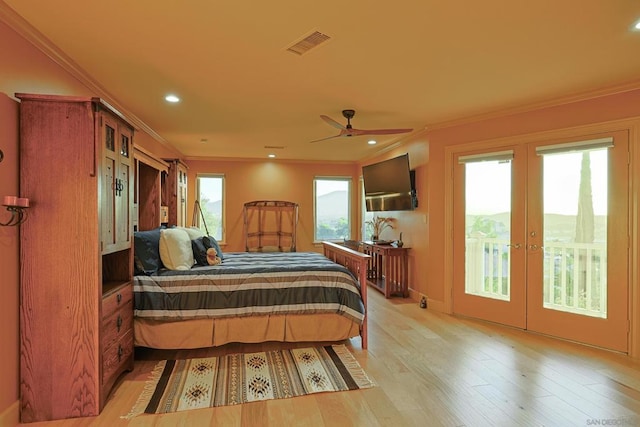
2,1,640,425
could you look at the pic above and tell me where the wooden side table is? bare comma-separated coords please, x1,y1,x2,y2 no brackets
362,242,409,298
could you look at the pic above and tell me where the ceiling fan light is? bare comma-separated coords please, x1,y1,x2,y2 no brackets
368,140,377,145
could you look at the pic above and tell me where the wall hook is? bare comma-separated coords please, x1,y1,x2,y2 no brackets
1,196,30,226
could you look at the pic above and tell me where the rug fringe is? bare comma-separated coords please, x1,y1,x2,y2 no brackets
332,345,376,389
120,360,167,420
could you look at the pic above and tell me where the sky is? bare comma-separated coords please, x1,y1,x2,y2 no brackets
198,176,223,202
466,149,608,216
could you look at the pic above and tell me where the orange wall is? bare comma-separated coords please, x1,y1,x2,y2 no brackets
185,159,360,253
186,154,434,299
357,141,430,300
181,152,433,299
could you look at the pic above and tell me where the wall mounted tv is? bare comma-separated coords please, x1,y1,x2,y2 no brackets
362,153,418,212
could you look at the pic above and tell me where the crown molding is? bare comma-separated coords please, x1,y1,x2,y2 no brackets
183,155,357,165
426,79,640,132
0,2,167,144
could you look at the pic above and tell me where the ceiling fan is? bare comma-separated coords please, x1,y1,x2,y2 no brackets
310,109,413,143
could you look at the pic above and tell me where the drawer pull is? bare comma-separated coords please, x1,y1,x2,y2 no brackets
117,315,122,332
117,293,122,304
118,345,123,361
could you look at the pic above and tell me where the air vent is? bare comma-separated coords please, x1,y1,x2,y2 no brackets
264,145,285,149
286,31,331,56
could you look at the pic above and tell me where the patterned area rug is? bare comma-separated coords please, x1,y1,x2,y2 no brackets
124,345,374,418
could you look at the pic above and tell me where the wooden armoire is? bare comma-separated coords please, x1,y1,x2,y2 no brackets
17,94,135,422
163,158,188,227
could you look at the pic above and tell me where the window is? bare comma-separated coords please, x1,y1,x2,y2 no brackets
314,177,351,241
361,177,374,239
196,174,224,241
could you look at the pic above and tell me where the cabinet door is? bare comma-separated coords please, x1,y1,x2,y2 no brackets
101,113,133,254
177,164,188,227
116,125,132,247
101,115,118,253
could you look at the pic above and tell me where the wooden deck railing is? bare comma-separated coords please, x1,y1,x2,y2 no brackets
466,237,607,318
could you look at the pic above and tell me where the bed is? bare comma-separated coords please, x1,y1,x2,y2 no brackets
132,235,369,350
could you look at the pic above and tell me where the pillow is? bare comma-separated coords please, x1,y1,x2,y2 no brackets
133,227,164,274
191,237,210,266
205,235,224,260
176,226,206,240
159,228,194,270
192,235,225,265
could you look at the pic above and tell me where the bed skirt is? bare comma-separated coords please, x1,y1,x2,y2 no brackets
134,313,362,349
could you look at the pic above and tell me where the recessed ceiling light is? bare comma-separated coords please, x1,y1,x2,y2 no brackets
165,94,180,103
635,20,640,30
268,154,276,158
367,140,377,145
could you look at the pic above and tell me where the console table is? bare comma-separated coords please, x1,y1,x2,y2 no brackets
362,241,409,298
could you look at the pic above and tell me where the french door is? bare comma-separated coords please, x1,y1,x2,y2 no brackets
452,132,629,352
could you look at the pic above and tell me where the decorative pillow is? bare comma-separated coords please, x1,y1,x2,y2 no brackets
205,235,224,260
191,237,210,266
133,227,165,274
191,235,224,265
190,236,219,264
159,228,194,270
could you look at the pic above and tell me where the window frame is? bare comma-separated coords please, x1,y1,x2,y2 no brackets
361,176,375,240
313,176,352,242
195,173,226,243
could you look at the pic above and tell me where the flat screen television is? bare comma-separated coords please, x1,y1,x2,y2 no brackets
362,153,417,212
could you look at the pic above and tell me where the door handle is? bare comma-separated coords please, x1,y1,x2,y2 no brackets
529,244,543,251
508,243,522,249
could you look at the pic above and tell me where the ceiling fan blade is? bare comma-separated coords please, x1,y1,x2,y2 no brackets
320,115,346,130
309,134,342,143
350,128,413,136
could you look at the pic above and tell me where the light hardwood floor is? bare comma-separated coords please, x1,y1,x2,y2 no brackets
19,290,640,427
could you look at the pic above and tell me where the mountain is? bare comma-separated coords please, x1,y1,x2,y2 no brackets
316,191,349,220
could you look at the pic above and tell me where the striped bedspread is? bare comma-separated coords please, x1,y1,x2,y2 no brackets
134,252,365,324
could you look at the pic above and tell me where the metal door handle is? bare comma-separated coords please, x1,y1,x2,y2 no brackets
529,244,542,251
508,243,522,249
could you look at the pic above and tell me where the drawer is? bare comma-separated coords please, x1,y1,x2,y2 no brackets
103,329,134,385
372,246,386,255
102,283,133,320
102,303,133,350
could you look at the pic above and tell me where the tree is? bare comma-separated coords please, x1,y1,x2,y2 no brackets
574,151,595,309
575,151,594,244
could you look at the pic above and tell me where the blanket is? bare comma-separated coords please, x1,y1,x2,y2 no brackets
134,252,365,324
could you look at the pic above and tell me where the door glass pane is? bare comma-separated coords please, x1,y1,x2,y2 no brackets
464,159,512,301
541,148,608,318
